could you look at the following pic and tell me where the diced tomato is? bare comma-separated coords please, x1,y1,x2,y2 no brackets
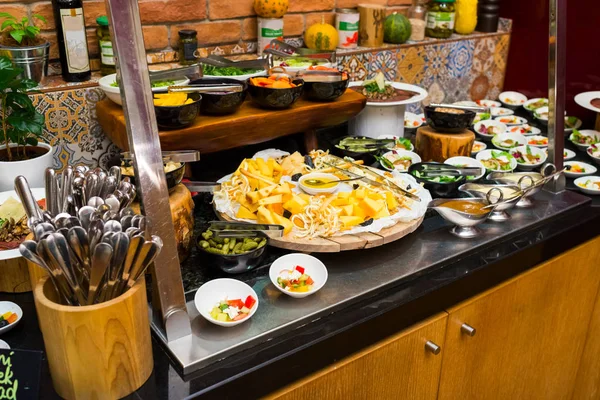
306,276,314,285
295,265,305,274
227,299,244,309
244,295,256,309
232,313,248,321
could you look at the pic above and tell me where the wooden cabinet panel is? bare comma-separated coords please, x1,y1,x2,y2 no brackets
439,236,600,400
266,313,448,400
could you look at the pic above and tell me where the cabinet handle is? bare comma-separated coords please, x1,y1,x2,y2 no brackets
425,340,441,355
461,323,477,337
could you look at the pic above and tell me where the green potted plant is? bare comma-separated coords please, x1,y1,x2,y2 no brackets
0,55,50,191
0,12,49,84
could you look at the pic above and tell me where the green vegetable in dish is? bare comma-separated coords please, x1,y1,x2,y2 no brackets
412,170,460,183
565,116,579,129
110,79,175,88
394,137,412,150
481,151,514,171
375,155,394,170
199,228,266,255
571,129,600,145
363,72,386,93
203,64,262,76
335,137,382,153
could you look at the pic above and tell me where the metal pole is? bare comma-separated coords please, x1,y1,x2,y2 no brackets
546,0,566,192
104,0,191,341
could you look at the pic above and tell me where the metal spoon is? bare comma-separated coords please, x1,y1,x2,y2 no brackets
87,242,112,305
102,232,129,301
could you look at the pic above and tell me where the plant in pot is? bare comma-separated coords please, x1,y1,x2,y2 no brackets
0,55,51,191
0,12,49,84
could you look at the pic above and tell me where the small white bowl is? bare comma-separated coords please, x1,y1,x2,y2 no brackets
494,115,528,126
454,100,478,107
474,120,508,140
476,149,517,172
564,116,583,133
526,135,549,148
490,107,515,117
510,145,547,171
299,172,340,195
194,278,259,327
533,106,549,121
564,161,597,178
203,70,266,81
574,176,600,195
0,339,9,349
99,73,190,106
476,99,502,108
471,140,487,155
570,130,600,151
444,156,486,180
404,112,424,130
0,301,22,335
473,112,492,125
499,91,528,109
376,135,415,151
379,150,421,172
269,253,328,299
544,148,576,161
523,98,548,113
508,124,541,136
587,144,600,165
417,113,426,125
491,132,527,151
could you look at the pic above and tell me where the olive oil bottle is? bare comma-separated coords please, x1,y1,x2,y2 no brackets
51,0,91,82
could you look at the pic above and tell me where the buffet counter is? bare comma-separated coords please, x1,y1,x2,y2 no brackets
2,187,598,399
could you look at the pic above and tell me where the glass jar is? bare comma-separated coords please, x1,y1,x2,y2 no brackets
425,0,456,39
408,0,427,41
178,30,198,66
96,16,115,75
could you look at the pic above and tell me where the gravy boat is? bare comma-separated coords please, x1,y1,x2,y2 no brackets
459,183,523,221
428,197,496,239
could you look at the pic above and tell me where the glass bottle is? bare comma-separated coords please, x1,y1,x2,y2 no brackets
407,0,427,41
425,0,457,39
96,16,115,75
178,30,198,66
51,0,91,82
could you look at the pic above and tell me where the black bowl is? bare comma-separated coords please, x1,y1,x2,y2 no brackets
330,136,384,164
408,163,467,198
121,161,185,192
154,93,201,129
303,78,349,102
190,78,247,115
197,232,268,274
424,106,476,133
247,78,304,109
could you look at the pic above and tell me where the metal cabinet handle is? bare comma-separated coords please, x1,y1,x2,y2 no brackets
425,340,441,355
461,323,477,337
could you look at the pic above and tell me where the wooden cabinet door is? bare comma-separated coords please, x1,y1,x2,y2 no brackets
267,313,448,400
439,236,600,400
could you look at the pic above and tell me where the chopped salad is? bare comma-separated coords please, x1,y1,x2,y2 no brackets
203,65,263,76
588,145,600,158
512,146,541,165
571,129,600,145
394,137,413,151
565,116,580,129
210,296,256,322
480,151,514,171
377,153,414,172
525,98,548,111
473,112,491,124
0,311,17,328
277,265,314,293
568,164,587,174
577,179,600,190
498,116,521,124
528,136,548,146
510,124,535,135
478,124,503,136
493,136,520,149
412,169,462,183
503,97,525,105
472,142,486,153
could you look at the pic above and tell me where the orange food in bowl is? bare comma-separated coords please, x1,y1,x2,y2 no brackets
250,75,298,89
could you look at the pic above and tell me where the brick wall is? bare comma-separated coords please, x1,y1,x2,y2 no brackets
0,0,411,65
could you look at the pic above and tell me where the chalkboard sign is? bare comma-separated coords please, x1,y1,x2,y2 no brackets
0,348,42,400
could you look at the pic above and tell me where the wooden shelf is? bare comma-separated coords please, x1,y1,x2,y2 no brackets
96,90,366,154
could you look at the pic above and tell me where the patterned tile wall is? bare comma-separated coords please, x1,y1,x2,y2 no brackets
34,32,511,170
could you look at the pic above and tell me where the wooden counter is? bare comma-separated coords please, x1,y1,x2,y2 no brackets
96,90,366,154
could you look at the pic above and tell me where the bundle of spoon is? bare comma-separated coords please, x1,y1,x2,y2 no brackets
15,169,162,306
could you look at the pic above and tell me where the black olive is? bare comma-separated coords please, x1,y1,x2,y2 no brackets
360,218,374,227
304,155,315,169
353,184,360,190
0,320,7,328
283,210,292,219
406,184,412,190
291,173,302,182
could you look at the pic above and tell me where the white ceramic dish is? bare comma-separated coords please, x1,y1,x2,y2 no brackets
499,91,528,109
508,124,541,136
476,149,517,172
376,135,415,152
195,278,258,327
348,81,428,107
202,70,266,81
379,150,422,172
404,112,423,130
587,144,600,165
494,115,528,126
545,148,576,161
471,140,487,155
0,339,9,349
564,116,583,133
476,99,501,108
533,106,549,122
564,161,597,178
574,176,600,195
473,120,508,140
299,173,340,195
525,135,549,148
490,107,514,117
444,156,486,181
523,98,548,113
269,253,327,299
575,91,600,113
454,100,478,107
0,188,45,261
99,73,190,106
416,113,426,125
275,62,332,74
491,132,527,151
570,130,600,151
473,112,492,125
0,301,22,335
510,145,547,171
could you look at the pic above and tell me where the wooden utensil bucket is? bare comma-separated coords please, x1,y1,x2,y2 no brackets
33,276,153,399
0,257,32,292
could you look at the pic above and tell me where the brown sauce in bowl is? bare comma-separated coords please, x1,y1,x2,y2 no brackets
439,200,488,215
591,98,600,109
352,86,418,102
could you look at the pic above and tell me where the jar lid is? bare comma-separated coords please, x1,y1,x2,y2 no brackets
179,30,198,38
96,15,109,26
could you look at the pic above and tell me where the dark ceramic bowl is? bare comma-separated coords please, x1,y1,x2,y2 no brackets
330,136,382,164
197,232,268,274
424,106,476,133
154,93,201,129
190,78,247,115
408,162,467,198
303,78,349,102
121,161,185,192
247,78,304,109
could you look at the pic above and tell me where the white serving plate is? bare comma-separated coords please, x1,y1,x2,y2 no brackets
269,253,328,299
574,91,600,113
510,145,547,171
476,149,517,172
348,81,428,107
379,150,421,172
491,132,527,151
471,140,487,155
564,116,582,133
544,148,576,161
376,135,415,152
0,188,45,261
0,339,9,349
508,124,541,136
494,115,528,126
569,130,600,151
490,107,514,117
574,176,600,195
525,135,549,148
99,73,190,106
194,278,258,327
523,97,548,113
404,112,424,130
473,120,508,140
587,144,600,165
444,156,486,181
0,301,22,335
476,99,501,108
564,161,597,178
499,91,528,109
